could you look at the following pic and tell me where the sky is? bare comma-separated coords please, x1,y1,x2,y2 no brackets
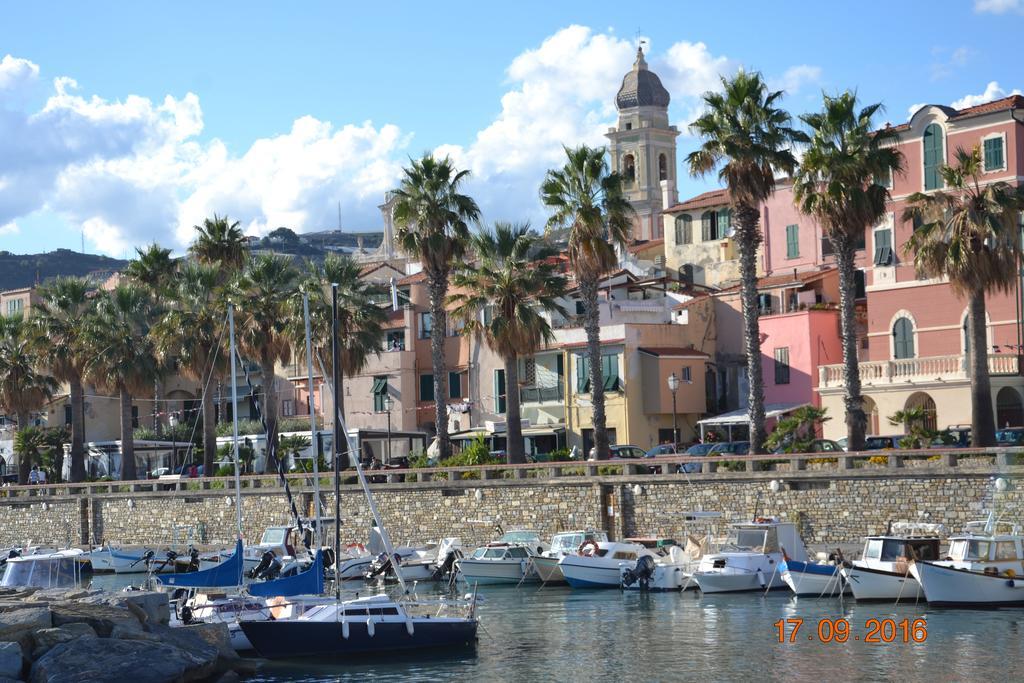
1,0,1023,257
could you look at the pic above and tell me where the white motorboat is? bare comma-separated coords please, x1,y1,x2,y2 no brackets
910,516,1024,607
780,556,849,597
365,538,463,583
693,518,807,593
559,540,653,589
1,549,92,589
534,530,608,584
458,533,540,586
619,538,702,592
840,523,943,602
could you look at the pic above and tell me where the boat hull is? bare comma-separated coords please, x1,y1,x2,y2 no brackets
620,565,689,592
781,560,849,597
558,558,626,589
239,619,478,658
841,564,923,602
533,556,565,584
458,559,535,585
911,561,1024,608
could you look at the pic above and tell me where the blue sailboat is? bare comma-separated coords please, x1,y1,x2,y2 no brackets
158,539,244,589
248,550,325,597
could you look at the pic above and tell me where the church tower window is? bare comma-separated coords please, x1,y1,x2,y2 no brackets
623,154,636,182
658,154,668,181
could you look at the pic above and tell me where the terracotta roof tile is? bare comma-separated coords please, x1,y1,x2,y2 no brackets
626,239,664,254
663,188,731,214
718,267,836,293
397,271,428,285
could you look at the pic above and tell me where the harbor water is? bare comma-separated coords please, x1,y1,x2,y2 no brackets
97,569,1024,682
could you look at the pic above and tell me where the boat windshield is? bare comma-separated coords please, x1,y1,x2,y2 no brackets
551,534,585,553
499,531,540,545
471,547,510,560
1,557,82,589
864,539,905,561
949,539,991,561
726,528,773,552
260,528,288,546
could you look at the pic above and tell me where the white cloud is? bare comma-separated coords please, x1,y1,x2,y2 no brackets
907,102,927,118
0,54,39,91
769,65,823,95
975,0,1023,13
0,30,820,254
951,81,1022,109
0,221,19,236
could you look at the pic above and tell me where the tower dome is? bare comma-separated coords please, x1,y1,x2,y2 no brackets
615,46,670,110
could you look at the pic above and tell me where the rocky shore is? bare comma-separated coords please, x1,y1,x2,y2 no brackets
0,588,255,682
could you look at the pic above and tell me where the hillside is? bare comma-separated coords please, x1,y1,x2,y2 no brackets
0,249,128,292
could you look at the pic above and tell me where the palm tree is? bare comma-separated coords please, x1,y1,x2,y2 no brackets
189,215,250,273
124,243,177,297
86,285,161,481
30,277,96,482
449,223,568,464
298,254,387,426
152,262,228,477
541,144,634,460
0,316,58,484
392,154,481,460
903,146,1023,446
793,92,904,452
233,254,300,471
688,70,806,454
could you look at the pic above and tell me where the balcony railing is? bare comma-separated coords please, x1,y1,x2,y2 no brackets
520,385,565,403
819,353,1020,389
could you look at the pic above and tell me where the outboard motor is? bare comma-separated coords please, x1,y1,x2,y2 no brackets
431,547,464,581
0,549,20,568
321,548,337,577
621,555,657,590
184,546,200,573
365,552,396,581
250,551,281,580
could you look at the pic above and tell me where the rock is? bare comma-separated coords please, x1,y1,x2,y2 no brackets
0,642,22,680
31,623,96,659
110,626,160,643
106,592,170,627
31,636,214,683
214,672,240,683
48,602,142,637
143,623,221,664
0,607,52,640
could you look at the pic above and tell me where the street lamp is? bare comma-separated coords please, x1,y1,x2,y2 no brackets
667,372,680,447
384,394,394,464
168,412,178,474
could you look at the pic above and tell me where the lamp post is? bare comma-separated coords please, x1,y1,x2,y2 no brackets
667,372,680,447
168,412,178,473
384,394,394,464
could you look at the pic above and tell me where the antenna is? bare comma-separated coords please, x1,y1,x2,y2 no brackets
635,27,646,51
337,201,342,232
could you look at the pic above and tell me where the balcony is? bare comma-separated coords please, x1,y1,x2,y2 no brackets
819,354,1020,389
520,385,565,403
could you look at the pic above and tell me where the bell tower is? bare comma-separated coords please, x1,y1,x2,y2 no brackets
606,47,679,242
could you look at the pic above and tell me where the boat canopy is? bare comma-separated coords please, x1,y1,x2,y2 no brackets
248,549,324,597
157,539,243,589
1,554,86,589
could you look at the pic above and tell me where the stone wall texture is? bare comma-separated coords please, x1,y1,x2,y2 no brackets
1,467,1021,551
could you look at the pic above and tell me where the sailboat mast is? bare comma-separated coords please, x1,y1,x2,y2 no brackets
303,293,322,548
330,283,342,600
228,304,243,540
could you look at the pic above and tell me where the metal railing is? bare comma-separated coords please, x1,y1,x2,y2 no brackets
520,385,564,403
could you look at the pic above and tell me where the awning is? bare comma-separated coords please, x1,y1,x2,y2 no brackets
449,429,491,441
696,402,810,426
521,426,565,437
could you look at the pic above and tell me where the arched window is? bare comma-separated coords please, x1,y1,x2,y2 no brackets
658,153,668,181
862,396,880,436
923,123,944,191
997,387,1023,428
623,154,636,182
905,392,937,432
893,317,915,359
675,215,692,245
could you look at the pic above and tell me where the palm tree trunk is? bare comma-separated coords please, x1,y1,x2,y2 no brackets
16,412,30,485
968,288,996,446
504,354,525,464
734,203,766,454
428,273,450,460
262,360,280,474
120,387,137,481
201,391,216,477
834,235,866,451
69,374,86,482
580,277,608,460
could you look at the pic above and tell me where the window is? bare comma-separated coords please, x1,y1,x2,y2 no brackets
574,300,585,316
717,208,731,237
757,293,773,316
923,123,944,190
995,541,1019,561
577,355,590,392
681,366,691,382
984,135,1005,172
419,374,434,402
893,317,915,359
418,312,432,339
131,406,140,429
785,224,799,258
494,369,506,414
576,353,619,392
482,305,493,326
623,154,636,182
854,270,866,299
658,153,668,181
556,353,564,380
774,347,790,385
448,371,461,399
675,215,692,245
64,405,72,425
873,228,893,266
385,330,405,351
281,400,295,417
372,376,389,412
6,299,23,317
624,122,632,131
701,211,715,241
874,168,893,189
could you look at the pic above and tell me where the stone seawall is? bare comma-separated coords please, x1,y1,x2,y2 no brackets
1,466,1021,549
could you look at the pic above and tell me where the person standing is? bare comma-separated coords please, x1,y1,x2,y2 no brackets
28,465,39,485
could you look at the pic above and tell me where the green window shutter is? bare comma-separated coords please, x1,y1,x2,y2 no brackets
786,224,799,258
984,137,1004,171
717,209,731,239
893,318,914,359
419,374,434,402
601,353,619,392
674,218,683,245
576,355,591,392
701,212,713,241
495,369,506,413
556,353,564,379
923,124,944,190
448,371,461,399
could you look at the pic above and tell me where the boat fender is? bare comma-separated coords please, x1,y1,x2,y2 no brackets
756,569,766,588
1008,579,1016,588
406,618,415,636
342,620,350,639
366,618,375,637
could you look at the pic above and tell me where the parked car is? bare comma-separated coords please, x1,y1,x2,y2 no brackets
707,441,751,456
944,425,971,448
587,444,647,461
835,437,848,451
150,467,171,478
996,427,1024,446
678,443,715,473
864,435,902,450
643,443,688,474
771,439,844,455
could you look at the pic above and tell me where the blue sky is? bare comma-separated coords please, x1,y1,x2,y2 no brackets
1,0,1022,256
